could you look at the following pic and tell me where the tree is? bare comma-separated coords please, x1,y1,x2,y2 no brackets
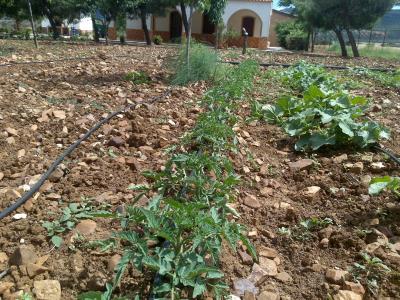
207,0,227,48
280,0,396,57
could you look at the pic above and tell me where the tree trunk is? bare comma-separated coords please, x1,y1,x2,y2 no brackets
346,28,360,57
105,21,110,45
180,2,189,39
45,11,59,39
91,16,100,43
333,29,348,57
311,30,317,53
186,5,193,77
27,0,38,48
140,8,152,45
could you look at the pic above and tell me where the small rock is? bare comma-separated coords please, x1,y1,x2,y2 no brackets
311,263,325,273
26,263,48,278
366,229,388,245
344,162,363,174
12,213,27,220
107,136,126,148
0,282,14,295
259,257,278,276
0,172,4,181
303,186,321,200
325,268,348,284
71,253,84,274
233,278,258,296
361,155,373,163
247,263,268,285
343,281,365,295
360,175,371,188
239,251,253,265
46,193,61,200
289,159,314,171
52,110,66,119
0,251,8,268
257,291,280,300
107,254,121,272
9,246,38,266
244,291,256,300
259,247,278,259
5,127,18,136
364,242,381,254
371,162,385,171
333,154,348,164
17,149,26,158
319,238,329,248
319,226,334,239
75,220,97,235
275,271,293,283
48,168,64,183
243,195,261,209
87,272,107,291
33,280,61,300
333,290,362,300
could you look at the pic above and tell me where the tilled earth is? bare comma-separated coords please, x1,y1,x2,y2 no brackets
0,40,399,300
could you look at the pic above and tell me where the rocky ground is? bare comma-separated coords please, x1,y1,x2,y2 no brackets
0,40,399,300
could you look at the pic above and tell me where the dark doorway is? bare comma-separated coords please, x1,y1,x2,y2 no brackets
202,13,215,34
242,17,255,37
170,11,182,41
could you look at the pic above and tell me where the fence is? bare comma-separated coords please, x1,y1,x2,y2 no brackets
315,29,400,47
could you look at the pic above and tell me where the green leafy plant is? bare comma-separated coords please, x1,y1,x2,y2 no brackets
124,70,151,84
369,176,400,198
153,35,163,45
276,21,308,50
260,62,390,151
350,253,391,296
351,67,400,89
42,201,95,248
88,61,259,299
170,42,222,86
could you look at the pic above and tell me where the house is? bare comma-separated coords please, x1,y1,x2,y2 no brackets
40,17,93,36
268,9,297,47
109,0,274,49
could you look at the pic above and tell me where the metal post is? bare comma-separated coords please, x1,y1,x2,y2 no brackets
382,29,387,47
27,0,38,48
242,28,248,55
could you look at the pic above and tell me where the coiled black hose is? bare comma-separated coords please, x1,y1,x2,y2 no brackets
0,90,171,220
373,144,400,166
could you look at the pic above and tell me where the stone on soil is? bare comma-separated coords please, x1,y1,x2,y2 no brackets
239,250,253,265
107,254,121,272
325,268,348,284
333,290,362,300
26,263,48,278
233,278,259,296
343,281,365,295
257,291,280,300
0,282,14,295
244,291,256,300
289,159,313,171
75,220,97,235
9,246,38,266
247,263,268,285
275,271,293,283
107,136,126,147
259,257,278,276
243,195,261,209
33,280,61,300
259,247,278,258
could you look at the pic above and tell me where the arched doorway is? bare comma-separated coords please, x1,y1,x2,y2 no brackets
227,9,263,37
170,11,182,41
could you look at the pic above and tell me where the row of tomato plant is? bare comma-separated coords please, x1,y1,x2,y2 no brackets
81,60,259,300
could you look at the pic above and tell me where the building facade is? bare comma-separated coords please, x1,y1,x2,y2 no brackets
109,0,273,49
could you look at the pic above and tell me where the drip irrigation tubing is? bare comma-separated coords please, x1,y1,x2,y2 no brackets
0,54,396,73
373,144,400,166
0,89,172,221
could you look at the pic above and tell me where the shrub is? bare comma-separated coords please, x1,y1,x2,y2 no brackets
124,70,151,84
171,43,221,85
153,35,163,45
276,21,308,50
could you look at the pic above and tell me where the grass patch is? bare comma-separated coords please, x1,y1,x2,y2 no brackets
170,42,227,86
328,42,400,60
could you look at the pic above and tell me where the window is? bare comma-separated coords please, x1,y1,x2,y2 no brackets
202,13,215,34
242,17,255,37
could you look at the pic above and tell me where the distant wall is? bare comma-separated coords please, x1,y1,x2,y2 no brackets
269,10,296,47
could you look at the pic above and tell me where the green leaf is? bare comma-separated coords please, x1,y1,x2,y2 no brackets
51,235,63,248
339,122,354,137
193,279,207,298
77,291,103,300
369,176,393,195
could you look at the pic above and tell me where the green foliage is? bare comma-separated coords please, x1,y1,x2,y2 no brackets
88,60,259,299
257,62,390,151
153,34,163,45
171,43,221,85
124,70,151,84
275,21,308,50
369,176,400,198
351,67,400,88
42,201,95,248
351,252,391,296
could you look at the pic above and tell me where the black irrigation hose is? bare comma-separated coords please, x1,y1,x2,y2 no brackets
222,61,397,73
0,89,172,221
373,144,400,166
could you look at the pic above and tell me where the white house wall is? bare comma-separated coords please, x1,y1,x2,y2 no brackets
126,16,152,30
223,0,272,37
